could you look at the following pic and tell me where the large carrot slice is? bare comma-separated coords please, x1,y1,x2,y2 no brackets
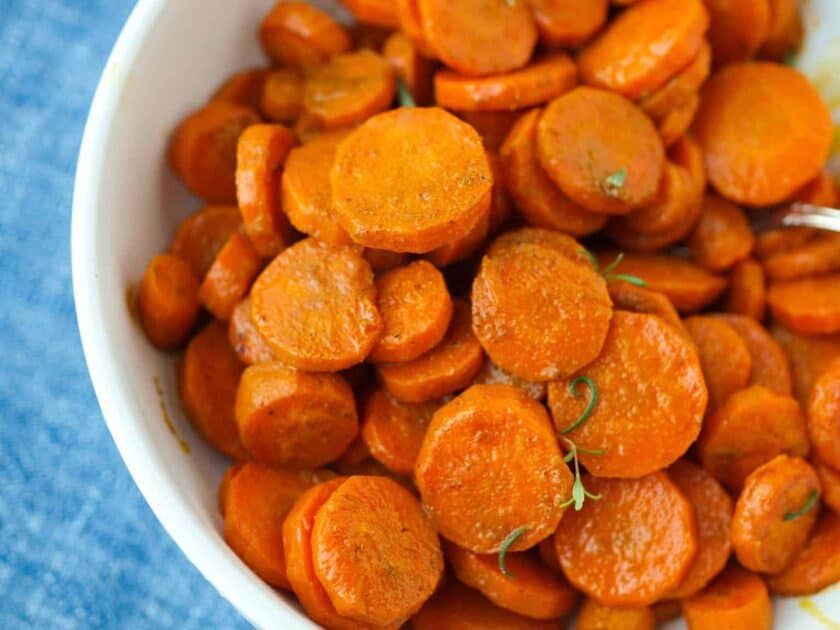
137,254,200,349
725,259,766,321
681,567,772,630
768,274,840,335
259,1,351,68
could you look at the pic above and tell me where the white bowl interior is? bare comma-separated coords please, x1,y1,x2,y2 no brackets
72,0,840,628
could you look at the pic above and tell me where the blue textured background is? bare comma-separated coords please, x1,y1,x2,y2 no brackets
0,1,248,627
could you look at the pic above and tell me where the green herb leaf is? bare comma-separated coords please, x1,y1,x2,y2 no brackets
604,168,627,197
559,438,604,512
562,376,598,435
600,252,646,287
396,77,416,108
601,252,624,276
579,248,600,272
498,526,529,578
783,490,820,522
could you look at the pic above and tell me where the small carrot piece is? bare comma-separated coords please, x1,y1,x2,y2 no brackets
415,384,571,553
396,0,435,58
383,31,434,106
576,599,655,630
767,511,840,596
260,68,304,123
473,358,546,401
169,102,261,204
764,234,840,282
808,363,840,471
704,0,771,66
657,91,700,148
529,0,608,48
425,204,490,267
228,297,275,365
198,232,263,321
771,322,840,407
681,567,772,630
485,152,514,234
211,68,271,111
338,0,400,28
605,196,703,253
377,300,484,403
486,226,593,265
361,248,409,271
615,162,701,235
768,274,840,335
138,254,200,349
259,1,351,69
537,87,665,215
668,134,707,194
725,259,766,321
218,463,242,517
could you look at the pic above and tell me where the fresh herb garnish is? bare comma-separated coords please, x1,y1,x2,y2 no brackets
604,168,627,197
561,376,598,435
560,438,603,511
498,526,528,578
579,249,647,287
784,490,820,522
396,77,416,108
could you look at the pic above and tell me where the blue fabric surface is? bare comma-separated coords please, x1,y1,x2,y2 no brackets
0,1,248,627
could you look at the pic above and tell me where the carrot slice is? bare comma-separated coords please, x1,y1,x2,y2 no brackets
458,110,521,152
415,384,571,553
668,134,707,194
808,363,840,471
768,274,840,335
280,129,354,245
138,254,200,349
235,124,295,257
732,454,821,573
369,260,452,364
223,463,325,588
339,0,400,28
218,463,242,516
684,315,752,411
486,152,514,234
396,0,435,58
764,233,840,282
260,68,304,123
758,0,802,60
311,476,443,626
653,601,682,625
704,0,770,65
605,194,703,253
771,322,840,407
681,567,772,630
529,0,608,48
666,460,733,599
657,91,701,148
434,54,577,112
767,511,840,596
693,62,833,207
712,314,793,396
637,42,711,120
169,102,261,204
555,472,698,606
250,238,382,371
302,50,395,131
444,542,578,619
596,251,727,313
377,300,484,403
425,203,490,267
179,321,246,459
576,599,655,630
331,107,492,252
228,297,275,365
486,226,593,265
537,87,665,214
607,282,687,336
756,227,817,260
211,68,272,111
198,232,263,321
538,539,560,572
814,458,840,515
796,168,840,206
417,0,537,76
615,162,701,235
235,362,358,468
725,259,766,321
548,311,706,478
698,385,809,491
259,1,351,69
578,0,709,98
168,206,242,280
473,358,546,401
361,390,441,475
473,238,612,381
383,31,434,106
412,579,561,630
499,109,607,236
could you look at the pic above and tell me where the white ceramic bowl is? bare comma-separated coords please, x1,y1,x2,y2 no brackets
72,1,840,628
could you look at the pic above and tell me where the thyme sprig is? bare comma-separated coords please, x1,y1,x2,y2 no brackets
580,249,646,287
783,490,820,522
498,526,528,578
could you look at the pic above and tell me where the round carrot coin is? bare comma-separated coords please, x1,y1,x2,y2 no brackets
485,226,593,265
137,253,200,349
767,511,840,596
280,129,353,246
424,204,490,267
311,476,444,626
383,31,434,106
370,260,453,364
444,542,578,620
657,90,701,148
764,233,840,282
666,459,734,599
361,390,442,475
168,102,261,204
637,42,710,121
412,579,561,630
725,259,766,321
529,0,608,48
250,238,382,371
548,311,706,478
331,107,492,253
434,53,577,112
755,227,816,260
555,472,698,606
681,566,772,630
259,1,351,68
168,205,242,280
211,68,271,112
223,463,324,589
704,0,771,65
578,0,709,98
473,240,611,381
302,50,395,130
576,599,655,630
179,321,246,460
771,322,840,407
376,300,484,403
668,134,707,194
260,68,303,123
614,162,701,236
339,0,399,28
732,454,821,573
684,315,752,411
768,274,840,335
235,362,358,468
605,196,703,254
606,282,686,336
228,297,275,365
198,232,263,321
537,87,665,215
688,194,754,272
417,0,537,76
698,385,810,491
808,363,840,471
693,62,833,206
473,358,546,401
415,384,571,553
458,110,521,152
498,109,607,236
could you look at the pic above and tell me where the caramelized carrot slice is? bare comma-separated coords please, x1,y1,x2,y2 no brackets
767,511,840,596
616,162,701,235
764,234,840,282
704,0,770,65
138,254,200,349
808,363,840,471
725,259,766,321
458,110,521,152
681,567,772,630
755,227,817,260
771,322,840,406
688,194,755,272
637,42,711,120
198,232,263,321
383,31,434,106
607,281,687,336
339,0,400,28
657,91,700,148
529,0,608,48
259,1,351,69
260,68,304,123
768,274,840,335
168,205,242,280
576,599,655,630
211,68,271,111
228,297,275,365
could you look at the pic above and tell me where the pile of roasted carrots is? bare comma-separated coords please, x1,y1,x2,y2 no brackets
135,0,840,627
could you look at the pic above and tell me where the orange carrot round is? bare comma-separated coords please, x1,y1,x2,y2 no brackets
808,363,840,471
529,0,608,48
424,204,490,267
768,274,840,335
688,194,755,272
211,68,271,111
637,42,710,121
767,511,840,596
383,31,434,106
771,322,840,407
681,567,772,630
228,297,275,365
668,134,707,194
361,248,409,271
198,231,263,321
704,0,770,65
137,254,200,349
656,90,700,148
605,195,703,253
615,162,701,235
168,205,242,279
764,234,840,282
576,599,655,630
458,110,521,152
339,0,400,28
260,68,304,124
259,1,351,69
607,281,687,336
725,259,766,321
473,358,546,401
